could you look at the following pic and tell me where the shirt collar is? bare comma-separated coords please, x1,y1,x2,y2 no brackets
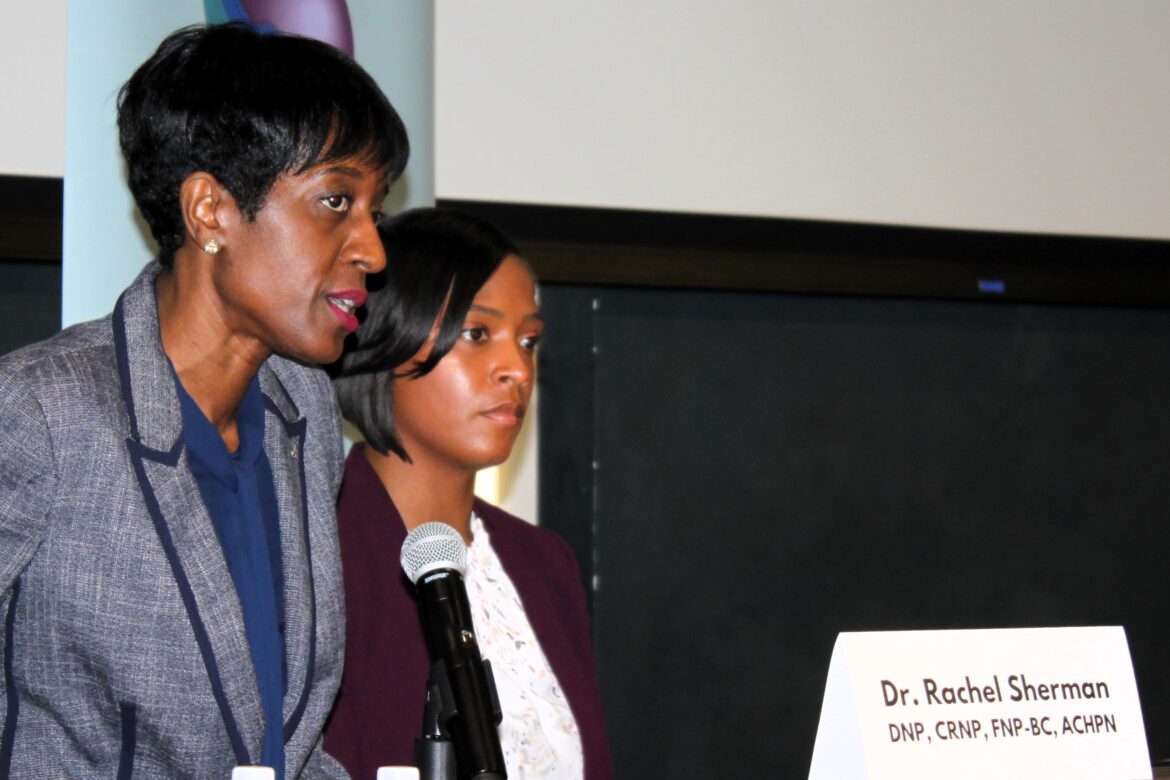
173,367,266,487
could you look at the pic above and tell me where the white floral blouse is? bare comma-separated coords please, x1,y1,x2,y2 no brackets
465,513,584,780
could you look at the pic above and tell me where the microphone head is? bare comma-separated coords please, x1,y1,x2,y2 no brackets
401,521,468,584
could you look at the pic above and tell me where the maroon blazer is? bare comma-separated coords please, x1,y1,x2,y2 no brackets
324,445,613,780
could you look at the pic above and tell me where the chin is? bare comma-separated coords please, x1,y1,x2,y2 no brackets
467,449,513,473
278,336,346,367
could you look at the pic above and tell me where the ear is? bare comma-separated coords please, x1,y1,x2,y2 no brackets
178,172,230,252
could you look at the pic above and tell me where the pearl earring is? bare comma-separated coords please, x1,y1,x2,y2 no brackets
202,238,220,255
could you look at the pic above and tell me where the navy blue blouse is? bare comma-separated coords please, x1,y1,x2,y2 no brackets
175,373,286,778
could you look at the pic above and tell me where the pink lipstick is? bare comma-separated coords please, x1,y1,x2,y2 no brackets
326,289,367,333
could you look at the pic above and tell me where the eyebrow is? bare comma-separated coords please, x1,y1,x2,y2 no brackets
310,165,390,199
470,304,543,323
314,164,388,185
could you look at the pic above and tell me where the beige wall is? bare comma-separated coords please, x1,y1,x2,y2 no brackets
0,0,66,177
7,2,1169,235
435,1,1170,239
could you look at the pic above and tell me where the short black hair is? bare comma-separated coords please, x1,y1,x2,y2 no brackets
333,207,527,460
117,23,409,266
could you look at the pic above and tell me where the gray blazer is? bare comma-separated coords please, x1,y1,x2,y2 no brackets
0,263,348,778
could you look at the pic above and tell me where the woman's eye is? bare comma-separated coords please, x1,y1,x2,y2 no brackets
461,326,488,343
322,194,351,212
520,334,542,352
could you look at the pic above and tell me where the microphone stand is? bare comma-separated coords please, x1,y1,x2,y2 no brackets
413,658,506,780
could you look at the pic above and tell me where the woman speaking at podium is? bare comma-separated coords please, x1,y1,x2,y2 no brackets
324,208,612,779
0,23,407,777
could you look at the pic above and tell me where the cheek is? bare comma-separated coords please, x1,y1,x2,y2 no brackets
253,220,326,278
444,369,480,409
394,374,457,432
418,361,479,413
394,366,483,432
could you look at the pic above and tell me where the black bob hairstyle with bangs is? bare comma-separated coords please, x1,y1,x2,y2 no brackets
117,22,409,267
333,207,531,461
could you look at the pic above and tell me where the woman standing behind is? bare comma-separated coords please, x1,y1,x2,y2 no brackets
325,208,613,779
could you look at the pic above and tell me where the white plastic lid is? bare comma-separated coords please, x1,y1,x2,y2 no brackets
231,768,275,780
376,767,421,780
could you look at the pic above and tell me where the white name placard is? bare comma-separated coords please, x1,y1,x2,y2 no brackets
807,626,1151,780
231,768,274,780
377,768,420,780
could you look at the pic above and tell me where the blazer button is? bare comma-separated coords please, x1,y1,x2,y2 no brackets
290,442,298,459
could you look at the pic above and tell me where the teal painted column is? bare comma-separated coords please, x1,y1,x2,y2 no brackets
62,1,434,327
354,2,435,218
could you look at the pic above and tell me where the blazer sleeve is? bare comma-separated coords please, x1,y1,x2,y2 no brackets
0,372,56,599
551,532,594,650
548,531,615,780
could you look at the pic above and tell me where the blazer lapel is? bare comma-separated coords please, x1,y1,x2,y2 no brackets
113,265,265,765
476,503,589,723
257,365,316,742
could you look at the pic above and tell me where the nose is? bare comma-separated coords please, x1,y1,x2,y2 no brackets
348,212,387,275
492,341,533,388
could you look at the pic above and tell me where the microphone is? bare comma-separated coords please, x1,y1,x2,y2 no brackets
401,522,506,780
